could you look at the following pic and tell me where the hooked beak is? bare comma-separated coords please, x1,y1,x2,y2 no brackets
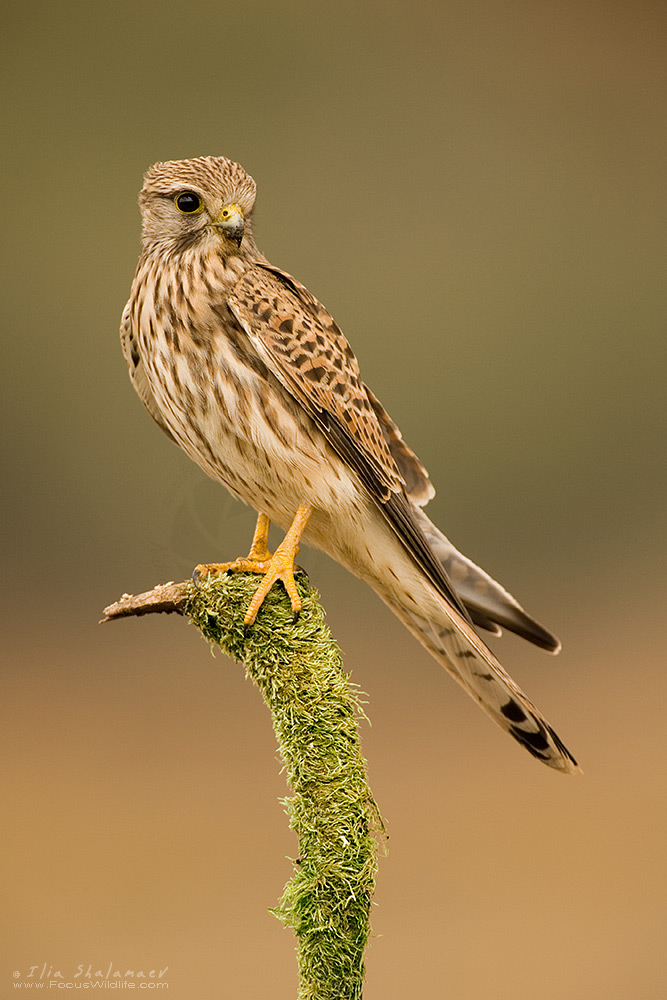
214,203,244,246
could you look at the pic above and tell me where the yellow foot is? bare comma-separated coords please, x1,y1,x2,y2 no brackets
193,506,312,629
194,512,272,581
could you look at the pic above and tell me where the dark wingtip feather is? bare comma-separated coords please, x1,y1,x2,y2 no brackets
468,601,561,653
503,608,561,654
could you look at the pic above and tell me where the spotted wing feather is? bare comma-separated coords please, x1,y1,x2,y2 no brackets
251,262,435,506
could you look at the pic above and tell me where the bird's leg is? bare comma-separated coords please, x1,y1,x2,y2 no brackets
194,505,312,627
194,513,273,580
243,504,311,627
239,511,273,564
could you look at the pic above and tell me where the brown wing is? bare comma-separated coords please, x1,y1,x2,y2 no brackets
239,260,403,498
255,261,436,507
227,260,471,620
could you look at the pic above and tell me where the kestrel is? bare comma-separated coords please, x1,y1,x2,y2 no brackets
121,155,578,773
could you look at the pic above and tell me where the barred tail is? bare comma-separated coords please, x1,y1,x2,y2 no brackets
383,582,579,773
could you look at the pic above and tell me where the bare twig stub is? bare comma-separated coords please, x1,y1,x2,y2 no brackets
100,580,191,622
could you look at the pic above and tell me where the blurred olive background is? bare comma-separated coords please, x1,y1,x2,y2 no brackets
2,1,666,996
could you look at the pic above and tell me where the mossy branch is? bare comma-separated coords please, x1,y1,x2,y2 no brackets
103,571,382,1000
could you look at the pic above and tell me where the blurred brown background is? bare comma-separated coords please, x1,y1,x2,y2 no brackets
2,1,666,996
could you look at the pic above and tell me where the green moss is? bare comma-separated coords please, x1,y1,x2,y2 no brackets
185,571,381,1000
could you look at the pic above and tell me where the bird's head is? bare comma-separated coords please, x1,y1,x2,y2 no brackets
138,155,258,256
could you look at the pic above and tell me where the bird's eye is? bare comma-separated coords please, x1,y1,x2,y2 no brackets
175,192,203,214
